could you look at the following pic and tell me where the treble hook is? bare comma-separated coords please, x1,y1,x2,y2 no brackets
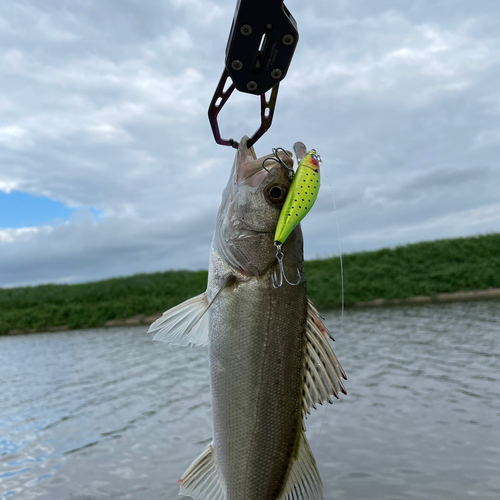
272,148,295,180
261,148,295,180
271,244,301,289
273,147,293,163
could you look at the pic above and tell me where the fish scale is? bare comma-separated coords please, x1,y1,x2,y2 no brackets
209,246,306,499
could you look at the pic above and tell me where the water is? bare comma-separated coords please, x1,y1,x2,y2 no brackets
1,301,499,500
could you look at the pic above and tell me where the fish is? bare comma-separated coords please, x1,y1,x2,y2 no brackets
148,136,347,500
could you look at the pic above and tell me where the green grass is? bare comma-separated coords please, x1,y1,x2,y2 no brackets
1,234,499,334
0,271,208,334
306,233,500,308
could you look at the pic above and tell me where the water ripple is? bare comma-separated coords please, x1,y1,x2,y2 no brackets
0,302,499,499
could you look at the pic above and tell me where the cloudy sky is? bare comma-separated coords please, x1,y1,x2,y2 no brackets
1,0,500,287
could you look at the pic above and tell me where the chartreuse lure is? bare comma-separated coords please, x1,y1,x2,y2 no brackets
274,149,321,246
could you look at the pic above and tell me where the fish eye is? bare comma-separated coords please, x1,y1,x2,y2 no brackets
265,183,288,205
270,186,282,198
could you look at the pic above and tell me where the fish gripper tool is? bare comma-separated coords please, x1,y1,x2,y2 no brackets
208,0,299,149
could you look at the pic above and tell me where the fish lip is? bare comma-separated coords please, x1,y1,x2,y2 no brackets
239,160,285,185
240,164,268,181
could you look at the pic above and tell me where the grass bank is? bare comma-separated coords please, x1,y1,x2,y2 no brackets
1,234,499,334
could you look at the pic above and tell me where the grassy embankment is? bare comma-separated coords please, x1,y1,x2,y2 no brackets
1,233,499,334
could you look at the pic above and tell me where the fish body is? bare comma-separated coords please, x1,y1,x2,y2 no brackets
149,138,346,500
208,239,306,499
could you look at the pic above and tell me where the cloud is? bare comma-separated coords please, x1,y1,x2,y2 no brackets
287,11,500,107
0,179,19,193
169,0,226,26
0,2,81,42
0,213,215,287
0,0,499,286
474,128,500,149
0,227,41,244
0,125,32,149
143,28,195,60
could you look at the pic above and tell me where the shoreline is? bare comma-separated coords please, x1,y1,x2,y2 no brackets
352,287,500,307
3,233,499,335
5,287,500,335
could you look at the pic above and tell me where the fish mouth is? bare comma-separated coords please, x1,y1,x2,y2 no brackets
240,164,268,181
240,160,287,182
235,228,274,239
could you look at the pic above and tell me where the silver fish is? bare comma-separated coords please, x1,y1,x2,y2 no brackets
149,137,347,500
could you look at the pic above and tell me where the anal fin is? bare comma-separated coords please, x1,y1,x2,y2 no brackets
279,431,323,500
179,444,224,500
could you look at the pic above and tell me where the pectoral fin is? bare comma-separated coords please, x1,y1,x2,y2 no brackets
179,444,224,500
148,277,231,347
279,431,323,500
302,298,347,417
148,293,210,346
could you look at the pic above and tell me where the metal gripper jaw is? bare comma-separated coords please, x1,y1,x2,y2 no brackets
208,0,298,149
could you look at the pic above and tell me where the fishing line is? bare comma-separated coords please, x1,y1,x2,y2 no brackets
325,163,345,332
313,159,345,456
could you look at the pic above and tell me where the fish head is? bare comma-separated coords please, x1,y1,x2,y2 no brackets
213,136,300,277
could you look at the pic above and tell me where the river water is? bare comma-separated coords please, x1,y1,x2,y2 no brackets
1,301,499,500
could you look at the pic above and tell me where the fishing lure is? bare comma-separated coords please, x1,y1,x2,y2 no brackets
271,147,321,288
274,149,321,246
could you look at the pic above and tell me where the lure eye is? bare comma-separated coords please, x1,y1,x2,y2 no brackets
265,183,288,205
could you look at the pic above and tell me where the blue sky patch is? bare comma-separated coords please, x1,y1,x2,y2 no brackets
0,191,100,228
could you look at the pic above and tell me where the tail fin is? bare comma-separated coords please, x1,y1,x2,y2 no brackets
279,431,323,500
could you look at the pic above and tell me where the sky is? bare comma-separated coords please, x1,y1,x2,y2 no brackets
1,0,500,287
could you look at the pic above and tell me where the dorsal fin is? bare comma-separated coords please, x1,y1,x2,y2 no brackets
302,298,347,417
